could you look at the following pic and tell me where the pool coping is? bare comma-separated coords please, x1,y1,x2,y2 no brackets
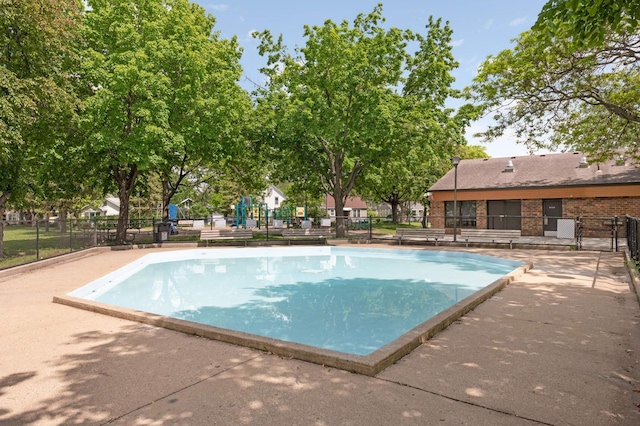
52,257,532,376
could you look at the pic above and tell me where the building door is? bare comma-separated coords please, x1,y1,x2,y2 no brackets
543,199,563,236
487,200,521,230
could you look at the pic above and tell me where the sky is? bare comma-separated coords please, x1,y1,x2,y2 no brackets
195,0,550,159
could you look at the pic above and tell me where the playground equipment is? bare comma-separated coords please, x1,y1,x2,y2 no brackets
235,196,309,229
234,196,270,229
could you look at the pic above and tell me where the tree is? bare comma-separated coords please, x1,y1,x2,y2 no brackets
149,4,252,220
534,0,640,48
256,5,423,237
0,0,82,256
469,20,640,162
81,0,248,243
357,17,475,224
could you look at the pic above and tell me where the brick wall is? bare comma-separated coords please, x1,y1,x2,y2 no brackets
521,199,541,236
430,201,445,229
565,197,640,237
429,196,640,236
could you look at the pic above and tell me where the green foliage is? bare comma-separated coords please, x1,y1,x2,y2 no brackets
457,144,490,159
79,0,253,241
149,2,253,218
356,17,475,223
188,203,210,219
0,0,82,255
534,0,640,49
470,21,640,161
255,5,464,236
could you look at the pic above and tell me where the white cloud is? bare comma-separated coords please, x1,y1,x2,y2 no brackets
451,39,464,47
246,29,258,41
465,123,530,158
484,18,494,30
210,4,229,12
465,111,554,158
508,17,526,27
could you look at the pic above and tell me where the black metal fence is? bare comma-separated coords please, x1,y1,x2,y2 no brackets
0,219,98,269
4,214,635,271
1,216,368,270
626,215,640,271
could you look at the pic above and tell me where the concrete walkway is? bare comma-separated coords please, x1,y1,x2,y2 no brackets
1,246,639,425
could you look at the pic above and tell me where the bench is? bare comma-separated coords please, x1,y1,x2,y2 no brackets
394,228,446,246
281,228,332,244
104,228,139,243
200,229,253,246
459,229,521,249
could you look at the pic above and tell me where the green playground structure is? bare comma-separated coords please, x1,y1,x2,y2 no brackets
234,196,308,229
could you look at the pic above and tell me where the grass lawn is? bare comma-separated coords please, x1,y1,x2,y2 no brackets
0,225,94,269
370,220,423,235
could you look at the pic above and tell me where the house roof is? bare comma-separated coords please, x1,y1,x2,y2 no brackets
264,185,287,200
429,152,640,192
324,195,368,209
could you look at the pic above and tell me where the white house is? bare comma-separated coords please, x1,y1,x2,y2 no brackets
261,185,287,208
81,195,120,218
1,210,22,224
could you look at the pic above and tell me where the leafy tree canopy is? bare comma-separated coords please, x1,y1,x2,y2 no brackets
255,5,466,236
470,7,640,162
534,0,640,48
0,0,82,255
80,0,251,242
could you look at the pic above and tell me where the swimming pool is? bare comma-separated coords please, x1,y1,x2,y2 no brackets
60,247,529,375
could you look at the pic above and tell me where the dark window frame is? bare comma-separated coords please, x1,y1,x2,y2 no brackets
445,200,477,228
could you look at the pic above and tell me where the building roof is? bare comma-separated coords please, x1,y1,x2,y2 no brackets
429,152,640,192
262,185,287,201
324,195,368,209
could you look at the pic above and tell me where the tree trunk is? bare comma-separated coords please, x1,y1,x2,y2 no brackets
160,170,189,221
161,180,179,221
0,206,5,258
58,211,67,233
0,190,9,258
334,192,346,238
114,165,138,244
385,192,401,224
390,200,400,224
421,203,428,228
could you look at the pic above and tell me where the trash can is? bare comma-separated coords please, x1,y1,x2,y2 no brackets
155,222,171,242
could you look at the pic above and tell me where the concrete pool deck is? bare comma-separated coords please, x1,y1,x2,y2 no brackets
1,245,639,425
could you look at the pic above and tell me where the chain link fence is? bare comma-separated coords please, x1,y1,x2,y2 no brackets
0,219,97,269
2,213,632,270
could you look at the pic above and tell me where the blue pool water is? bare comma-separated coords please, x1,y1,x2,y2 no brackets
70,247,523,356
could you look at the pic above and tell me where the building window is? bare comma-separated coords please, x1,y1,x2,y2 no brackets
445,201,476,228
275,196,279,206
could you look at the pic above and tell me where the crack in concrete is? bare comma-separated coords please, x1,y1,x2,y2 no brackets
375,376,557,425
101,353,264,424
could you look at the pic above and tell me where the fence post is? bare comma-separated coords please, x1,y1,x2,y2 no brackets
637,217,640,263
69,218,73,253
614,215,619,252
36,220,40,261
92,218,98,247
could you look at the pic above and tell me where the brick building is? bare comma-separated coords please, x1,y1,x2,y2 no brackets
428,152,640,237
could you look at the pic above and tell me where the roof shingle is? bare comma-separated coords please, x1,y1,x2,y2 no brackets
429,152,640,191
